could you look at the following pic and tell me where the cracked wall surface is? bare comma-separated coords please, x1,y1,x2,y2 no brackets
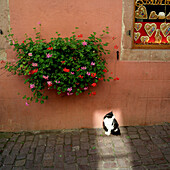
121,0,170,61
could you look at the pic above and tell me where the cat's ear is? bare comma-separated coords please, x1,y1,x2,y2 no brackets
111,112,115,118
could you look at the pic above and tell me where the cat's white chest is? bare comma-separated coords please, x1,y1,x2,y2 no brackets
104,117,114,129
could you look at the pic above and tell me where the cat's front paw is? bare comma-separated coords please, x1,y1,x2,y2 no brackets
105,131,111,136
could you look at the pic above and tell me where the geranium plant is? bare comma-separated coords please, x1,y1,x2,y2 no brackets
5,24,116,105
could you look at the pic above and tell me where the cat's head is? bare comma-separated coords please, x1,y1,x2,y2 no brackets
104,111,115,119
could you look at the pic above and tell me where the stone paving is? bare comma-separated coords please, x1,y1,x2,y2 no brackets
0,124,170,170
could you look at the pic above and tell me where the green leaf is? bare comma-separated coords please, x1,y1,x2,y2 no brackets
40,100,44,104
24,79,30,84
22,95,26,99
35,99,39,103
57,87,61,91
103,43,109,46
42,96,46,99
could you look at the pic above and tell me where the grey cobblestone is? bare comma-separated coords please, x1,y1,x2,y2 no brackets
16,153,26,160
43,159,54,167
47,140,55,147
15,159,26,166
0,124,170,169
77,157,88,165
17,136,25,143
76,149,87,157
27,153,34,160
4,155,16,165
45,146,55,153
25,160,34,168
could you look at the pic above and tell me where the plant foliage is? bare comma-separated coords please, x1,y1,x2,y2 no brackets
5,25,114,104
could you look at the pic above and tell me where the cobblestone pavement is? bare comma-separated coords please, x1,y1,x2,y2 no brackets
0,124,170,170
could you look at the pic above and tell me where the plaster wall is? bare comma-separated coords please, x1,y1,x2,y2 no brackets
0,0,170,131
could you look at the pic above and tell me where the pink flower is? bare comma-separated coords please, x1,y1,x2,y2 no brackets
30,84,35,89
81,66,86,70
43,75,49,80
67,92,73,96
38,22,41,25
25,102,29,106
13,41,15,45
55,80,60,83
82,41,87,46
47,81,52,85
84,87,88,90
28,53,32,56
47,81,52,87
71,72,75,75
67,87,72,92
91,62,95,66
46,53,52,58
87,72,91,76
32,63,38,67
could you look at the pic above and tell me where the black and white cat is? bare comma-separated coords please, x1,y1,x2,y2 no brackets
103,111,121,136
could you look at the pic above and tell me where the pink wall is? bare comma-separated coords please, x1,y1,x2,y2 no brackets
0,0,170,131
